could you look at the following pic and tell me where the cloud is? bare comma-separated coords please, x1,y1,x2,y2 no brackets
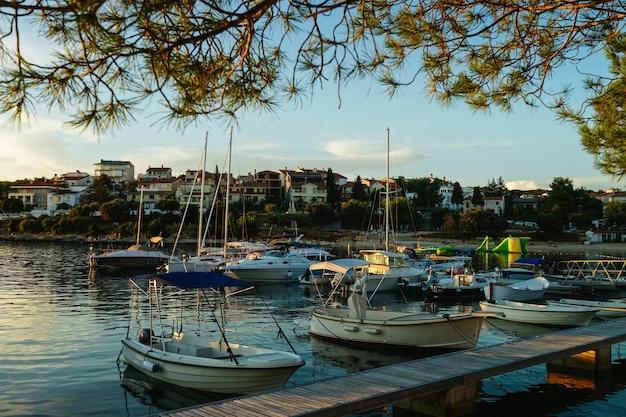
506,180,544,190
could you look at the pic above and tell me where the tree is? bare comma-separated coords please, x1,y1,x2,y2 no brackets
1,3,621,147
485,177,507,197
605,201,626,228
451,182,464,210
80,174,113,205
325,168,342,208
339,199,369,230
99,199,129,223
471,187,483,207
405,177,443,210
305,202,334,227
156,194,180,214
351,176,368,202
560,34,626,179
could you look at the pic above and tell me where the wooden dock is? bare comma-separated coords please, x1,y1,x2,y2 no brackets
157,318,626,417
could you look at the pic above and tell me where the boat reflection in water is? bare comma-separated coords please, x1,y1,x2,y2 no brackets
121,365,233,411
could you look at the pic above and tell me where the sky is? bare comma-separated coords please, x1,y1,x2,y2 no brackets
0,29,622,192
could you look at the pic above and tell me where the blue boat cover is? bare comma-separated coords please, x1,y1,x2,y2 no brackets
512,257,555,265
129,271,252,289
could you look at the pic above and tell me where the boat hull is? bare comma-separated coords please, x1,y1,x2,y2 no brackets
483,277,549,302
479,300,598,326
550,298,626,319
225,260,312,283
121,338,304,394
309,308,483,349
90,250,171,269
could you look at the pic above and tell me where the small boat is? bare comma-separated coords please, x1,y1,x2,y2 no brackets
478,299,598,327
90,187,176,270
223,249,331,283
499,257,556,283
483,276,550,302
357,249,428,291
299,258,375,287
309,292,484,349
425,272,495,300
549,298,626,319
121,271,305,394
89,237,173,269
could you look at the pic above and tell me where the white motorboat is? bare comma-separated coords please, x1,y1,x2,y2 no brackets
299,258,375,286
223,250,331,283
499,257,556,283
478,299,598,327
549,298,626,319
90,187,175,270
483,276,550,302
425,272,496,300
121,271,305,394
309,292,484,349
357,249,428,292
89,237,173,269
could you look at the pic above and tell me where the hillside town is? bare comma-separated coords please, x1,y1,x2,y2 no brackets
4,159,509,216
2,159,626,243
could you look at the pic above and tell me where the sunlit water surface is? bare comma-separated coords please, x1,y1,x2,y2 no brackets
0,241,626,416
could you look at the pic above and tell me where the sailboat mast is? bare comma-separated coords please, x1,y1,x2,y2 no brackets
223,127,233,257
136,186,144,245
385,128,390,252
197,134,207,257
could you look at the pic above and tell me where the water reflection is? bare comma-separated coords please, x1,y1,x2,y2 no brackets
2,241,626,417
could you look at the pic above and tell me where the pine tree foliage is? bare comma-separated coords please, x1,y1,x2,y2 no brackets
0,1,622,133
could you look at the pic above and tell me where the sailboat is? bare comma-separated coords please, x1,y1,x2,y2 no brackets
167,130,264,273
356,129,428,291
89,187,175,269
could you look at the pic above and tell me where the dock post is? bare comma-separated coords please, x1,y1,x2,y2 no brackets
547,347,612,392
393,382,477,417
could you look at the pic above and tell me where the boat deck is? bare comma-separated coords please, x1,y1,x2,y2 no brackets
157,318,626,417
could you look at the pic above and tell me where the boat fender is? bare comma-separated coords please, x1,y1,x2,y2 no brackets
142,360,159,373
286,270,293,279
138,328,153,345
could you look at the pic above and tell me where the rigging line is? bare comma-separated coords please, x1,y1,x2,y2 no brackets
255,288,299,355
200,287,240,365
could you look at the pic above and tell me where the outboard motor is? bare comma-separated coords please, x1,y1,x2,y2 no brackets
138,328,153,345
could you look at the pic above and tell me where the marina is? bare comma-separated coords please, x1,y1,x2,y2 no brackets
159,318,626,417
2,240,626,417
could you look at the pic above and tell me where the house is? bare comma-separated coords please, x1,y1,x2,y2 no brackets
95,159,135,183
129,178,184,213
138,165,173,180
9,180,59,211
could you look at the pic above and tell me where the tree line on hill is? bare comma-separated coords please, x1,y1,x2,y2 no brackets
0,174,620,241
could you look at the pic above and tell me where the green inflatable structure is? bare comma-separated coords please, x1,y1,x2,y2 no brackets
476,236,530,253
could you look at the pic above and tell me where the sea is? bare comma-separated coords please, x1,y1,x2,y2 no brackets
1,240,626,417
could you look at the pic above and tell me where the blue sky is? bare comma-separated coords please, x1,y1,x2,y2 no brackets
0,29,621,192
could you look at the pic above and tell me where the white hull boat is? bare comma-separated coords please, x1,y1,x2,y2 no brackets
357,250,428,291
425,273,495,300
299,259,374,286
478,299,598,327
121,272,304,394
309,293,483,349
549,298,626,319
90,242,172,269
224,251,326,283
483,276,550,302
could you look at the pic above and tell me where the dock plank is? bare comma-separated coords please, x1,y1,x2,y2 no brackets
157,318,626,417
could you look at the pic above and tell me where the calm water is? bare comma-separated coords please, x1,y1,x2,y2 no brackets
1,241,626,416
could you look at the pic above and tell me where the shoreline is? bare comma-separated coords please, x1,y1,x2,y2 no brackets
2,232,625,257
